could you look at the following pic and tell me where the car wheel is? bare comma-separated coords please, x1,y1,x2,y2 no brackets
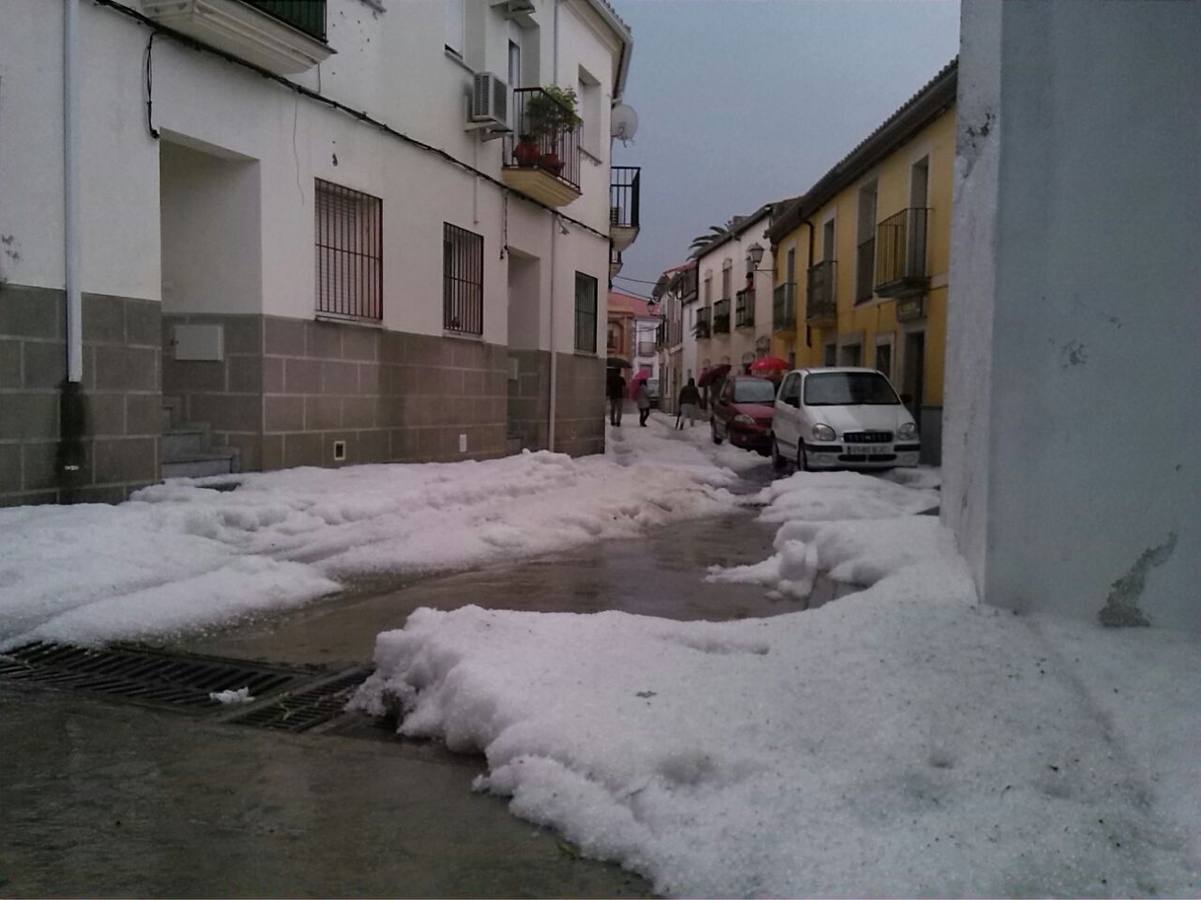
711,419,723,445
771,437,788,472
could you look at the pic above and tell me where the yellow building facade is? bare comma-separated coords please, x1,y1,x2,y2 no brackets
767,60,955,462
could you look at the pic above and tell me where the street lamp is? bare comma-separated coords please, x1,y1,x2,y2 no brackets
746,241,773,272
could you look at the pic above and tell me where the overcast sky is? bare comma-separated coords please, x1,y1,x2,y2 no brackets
609,0,961,297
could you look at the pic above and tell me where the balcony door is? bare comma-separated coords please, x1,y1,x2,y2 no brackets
909,157,930,275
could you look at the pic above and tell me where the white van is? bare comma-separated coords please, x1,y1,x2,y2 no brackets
771,367,920,471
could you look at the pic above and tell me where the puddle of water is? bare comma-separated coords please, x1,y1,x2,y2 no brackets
176,508,798,666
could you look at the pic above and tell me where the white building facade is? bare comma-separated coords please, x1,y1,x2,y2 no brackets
0,0,636,505
653,260,692,413
945,0,1199,630
692,207,777,380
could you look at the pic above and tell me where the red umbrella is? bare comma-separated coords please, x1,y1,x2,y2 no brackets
697,364,731,388
748,356,790,377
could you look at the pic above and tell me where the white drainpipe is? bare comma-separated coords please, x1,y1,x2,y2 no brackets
547,216,558,451
64,0,82,383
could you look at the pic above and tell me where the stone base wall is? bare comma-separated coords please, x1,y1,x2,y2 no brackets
163,314,511,470
553,353,606,457
507,349,550,452
4,301,599,507
1,285,161,507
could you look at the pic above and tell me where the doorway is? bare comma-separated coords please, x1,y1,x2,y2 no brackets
903,331,925,422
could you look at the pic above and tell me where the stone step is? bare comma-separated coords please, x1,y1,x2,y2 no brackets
162,449,238,480
162,425,212,460
161,396,183,431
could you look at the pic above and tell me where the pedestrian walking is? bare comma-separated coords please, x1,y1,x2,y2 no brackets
635,380,652,426
606,369,626,426
678,378,701,429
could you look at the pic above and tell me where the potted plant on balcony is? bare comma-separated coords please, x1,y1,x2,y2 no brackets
525,85,581,176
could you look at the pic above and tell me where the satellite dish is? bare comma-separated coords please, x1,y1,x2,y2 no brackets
611,104,639,143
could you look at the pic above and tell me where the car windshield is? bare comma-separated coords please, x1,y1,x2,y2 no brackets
804,372,900,406
733,379,777,403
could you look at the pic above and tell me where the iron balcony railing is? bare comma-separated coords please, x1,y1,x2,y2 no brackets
695,306,711,340
875,208,930,297
807,260,837,323
855,236,876,304
735,288,755,328
713,299,731,334
656,317,667,350
243,0,326,41
773,283,796,331
505,88,582,192
610,167,641,229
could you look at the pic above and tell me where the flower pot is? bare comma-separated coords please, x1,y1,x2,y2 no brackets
513,139,540,168
540,152,563,175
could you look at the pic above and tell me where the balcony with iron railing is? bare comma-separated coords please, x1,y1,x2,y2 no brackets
695,306,711,340
807,260,837,326
713,299,731,334
244,0,325,39
675,265,699,305
610,167,641,251
735,288,755,328
773,283,796,332
141,0,331,73
610,247,623,279
502,88,582,208
875,208,930,298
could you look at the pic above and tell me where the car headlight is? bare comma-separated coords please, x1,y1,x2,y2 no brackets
812,423,836,442
733,414,755,426
898,422,918,440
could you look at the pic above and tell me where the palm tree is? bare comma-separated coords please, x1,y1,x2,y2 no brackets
687,216,747,258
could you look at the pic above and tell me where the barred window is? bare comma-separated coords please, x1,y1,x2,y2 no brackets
443,223,483,335
574,272,597,353
315,179,382,320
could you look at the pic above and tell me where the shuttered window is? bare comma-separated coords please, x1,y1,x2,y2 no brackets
315,180,382,321
443,223,484,335
574,272,597,353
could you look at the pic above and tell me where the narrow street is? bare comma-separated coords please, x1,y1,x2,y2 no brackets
1,450,787,899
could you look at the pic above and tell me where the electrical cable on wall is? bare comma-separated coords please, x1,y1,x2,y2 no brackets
143,32,160,140
101,0,608,242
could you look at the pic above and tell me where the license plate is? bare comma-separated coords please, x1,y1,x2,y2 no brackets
847,443,890,455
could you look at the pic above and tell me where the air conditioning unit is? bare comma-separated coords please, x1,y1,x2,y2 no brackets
470,72,508,128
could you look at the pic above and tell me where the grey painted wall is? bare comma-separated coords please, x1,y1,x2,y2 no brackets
945,1,1201,630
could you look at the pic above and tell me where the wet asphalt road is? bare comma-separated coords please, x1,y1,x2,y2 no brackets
1,452,795,899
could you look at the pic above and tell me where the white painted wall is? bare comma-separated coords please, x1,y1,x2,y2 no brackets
694,214,774,372
0,1,161,299
945,0,1201,631
0,0,624,359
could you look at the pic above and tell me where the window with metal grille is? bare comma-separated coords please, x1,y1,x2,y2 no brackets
315,180,382,321
574,272,597,353
443,223,484,335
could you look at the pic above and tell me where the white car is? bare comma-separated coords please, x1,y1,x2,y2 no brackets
771,367,920,471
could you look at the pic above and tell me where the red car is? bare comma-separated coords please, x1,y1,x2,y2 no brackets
710,376,777,454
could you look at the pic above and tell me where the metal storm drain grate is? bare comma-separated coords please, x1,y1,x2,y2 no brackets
220,667,374,733
0,642,314,711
